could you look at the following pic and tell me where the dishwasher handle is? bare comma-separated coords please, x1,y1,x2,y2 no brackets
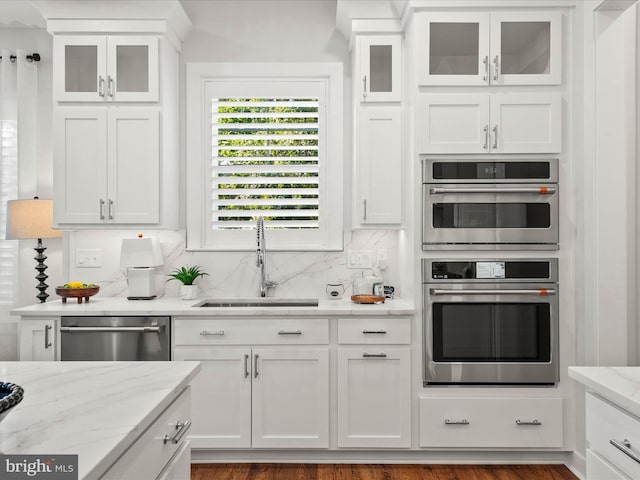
60,326,165,333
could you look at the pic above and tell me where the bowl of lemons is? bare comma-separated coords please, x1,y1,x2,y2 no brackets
55,282,100,304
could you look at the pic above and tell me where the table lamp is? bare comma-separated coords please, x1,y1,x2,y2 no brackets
120,236,164,300
5,198,63,303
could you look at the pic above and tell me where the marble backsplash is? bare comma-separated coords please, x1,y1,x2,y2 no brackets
67,229,403,300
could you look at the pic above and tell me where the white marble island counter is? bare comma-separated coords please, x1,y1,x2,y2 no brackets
568,366,640,417
11,296,415,317
0,361,200,480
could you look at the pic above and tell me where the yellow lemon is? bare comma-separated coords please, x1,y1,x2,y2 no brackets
68,281,84,288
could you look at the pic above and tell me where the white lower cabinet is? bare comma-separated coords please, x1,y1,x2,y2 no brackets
419,397,563,448
101,387,191,480
173,317,330,449
19,317,58,361
337,347,411,447
586,392,640,479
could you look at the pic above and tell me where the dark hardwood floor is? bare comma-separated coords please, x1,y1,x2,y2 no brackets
191,463,579,480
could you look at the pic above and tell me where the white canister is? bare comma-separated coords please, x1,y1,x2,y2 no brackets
326,282,345,300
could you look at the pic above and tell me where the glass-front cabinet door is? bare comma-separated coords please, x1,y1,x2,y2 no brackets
53,35,158,102
358,35,402,102
419,11,561,86
490,11,561,85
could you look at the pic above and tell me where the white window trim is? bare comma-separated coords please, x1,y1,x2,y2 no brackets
186,62,343,251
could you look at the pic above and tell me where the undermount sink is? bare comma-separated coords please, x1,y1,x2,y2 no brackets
194,298,319,308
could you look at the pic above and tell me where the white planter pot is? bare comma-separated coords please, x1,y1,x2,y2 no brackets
180,284,199,300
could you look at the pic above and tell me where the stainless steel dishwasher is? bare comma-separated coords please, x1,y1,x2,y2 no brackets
60,316,170,361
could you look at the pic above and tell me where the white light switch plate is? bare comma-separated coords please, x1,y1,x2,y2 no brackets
76,249,102,268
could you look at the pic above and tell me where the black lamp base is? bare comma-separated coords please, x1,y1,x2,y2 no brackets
34,238,49,303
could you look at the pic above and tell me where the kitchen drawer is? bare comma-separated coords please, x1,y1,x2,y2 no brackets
101,387,191,480
173,318,329,346
587,449,631,480
586,392,640,479
338,317,411,344
419,396,563,448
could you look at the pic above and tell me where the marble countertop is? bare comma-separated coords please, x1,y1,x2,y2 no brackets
569,366,640,417
0,361,200,480
11,297,415,317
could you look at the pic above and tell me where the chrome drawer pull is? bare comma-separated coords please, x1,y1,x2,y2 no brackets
363,330,387,335
163,420,191,444
44,324,52,348
516,419,542,426
200,330,225,336
278,330,302,335
244,354,250,378
362,353,387,358
610,438,640,464
444,419,469,425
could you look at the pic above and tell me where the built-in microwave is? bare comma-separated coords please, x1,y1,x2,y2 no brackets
422,158,558,250
423,258,559,386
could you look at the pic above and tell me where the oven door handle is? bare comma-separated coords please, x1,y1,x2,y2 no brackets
429,187,556,195
59,326,164,333
430,288,556,296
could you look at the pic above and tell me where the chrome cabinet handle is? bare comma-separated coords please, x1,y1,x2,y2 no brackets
44,325,52,349
200,330,225,336
493,55,499,81
99,199,105,220
107,75,114,98
363,199,367,221
60,326,164,333
429,187,556,195
108,199,114,220
482,56,489,82
163,420,192,444
98,76,105,97
516,419,542,426
363,330,387,335
278,330,302,335
363,75,367,99
362,352,387,358
492,125,498,150
244,354,250,378
430,288,556,296
254,354,259,378
610,439,640,464
483,125,489,151
444,419,469,425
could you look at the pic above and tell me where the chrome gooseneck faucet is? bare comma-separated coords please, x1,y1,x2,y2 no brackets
256,216,277,297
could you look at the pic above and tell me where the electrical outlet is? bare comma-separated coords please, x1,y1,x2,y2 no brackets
76,249,102,268
347,250,372,269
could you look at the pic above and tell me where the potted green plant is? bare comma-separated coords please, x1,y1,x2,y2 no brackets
167,265,208,300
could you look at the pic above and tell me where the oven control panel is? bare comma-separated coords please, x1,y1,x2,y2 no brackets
428,259,556,282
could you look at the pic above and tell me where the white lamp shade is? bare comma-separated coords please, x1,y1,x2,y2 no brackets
120,237,164,268
5,199,62,240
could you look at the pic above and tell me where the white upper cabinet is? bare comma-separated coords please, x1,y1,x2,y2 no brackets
418,93,561,154
53,35,159,102
357,35,402,102
419,11,561,86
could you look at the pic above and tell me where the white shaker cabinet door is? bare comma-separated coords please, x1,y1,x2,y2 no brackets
107,110,160,223
19,318,57,361
251,348,329,449
587,450,630,480
337,347,411,448
53,109,108,224
491,93,561,153
418,94,490,154
173,348,252,449
358,106,402,225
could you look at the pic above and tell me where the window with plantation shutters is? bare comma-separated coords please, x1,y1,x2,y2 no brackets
0,118,17,304
211,97,320,229
187,65,343,252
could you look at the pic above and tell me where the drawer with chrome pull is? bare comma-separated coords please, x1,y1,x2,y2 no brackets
338,317,411,344
101,387,191,480
419,396,563,448
173,318,329,345
587,392,640,479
